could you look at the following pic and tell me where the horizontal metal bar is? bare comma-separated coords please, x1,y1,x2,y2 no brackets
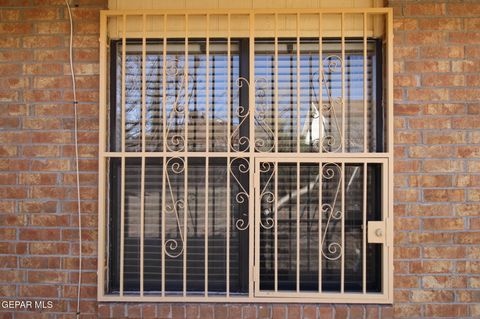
102,8,392,17
102,152,392,159
98,292,392,303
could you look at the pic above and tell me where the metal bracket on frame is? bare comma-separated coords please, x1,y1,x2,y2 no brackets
367,220,386,244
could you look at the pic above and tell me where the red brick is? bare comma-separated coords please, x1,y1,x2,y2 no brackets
410,261,453,274
422,74,464,87
450,32,480,44
405,61,449,73
423,276,467,289
409,175,452,188
424,189,465,202
19,285,59,298
22,36,63,48
405,3,446,16
24,8,58,20
23,63,63,75
411,290,454,303
448,3,480,16
420,46,464,59
454,232,480,244
394,104,421,116
406,32,446,45
424,131,466,144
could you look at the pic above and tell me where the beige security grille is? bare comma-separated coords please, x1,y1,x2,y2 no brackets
98,8,393,303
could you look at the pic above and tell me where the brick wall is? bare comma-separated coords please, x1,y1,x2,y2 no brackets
0,0,479,318
390,0,480,318
0,0,104,318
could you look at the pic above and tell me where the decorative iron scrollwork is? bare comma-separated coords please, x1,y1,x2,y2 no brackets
319,55,343,153
164,157,185,258
259,162,275,230
320,162,343,261
165,58,187,152
230,157,250,230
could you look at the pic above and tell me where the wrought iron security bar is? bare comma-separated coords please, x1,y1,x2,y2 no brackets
98,8,393,303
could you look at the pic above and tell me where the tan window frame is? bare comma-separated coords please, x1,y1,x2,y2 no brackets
98,8,393,303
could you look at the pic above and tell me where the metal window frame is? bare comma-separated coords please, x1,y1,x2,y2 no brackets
98,8,393,303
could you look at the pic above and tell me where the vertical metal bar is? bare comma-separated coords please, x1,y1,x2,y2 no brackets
161,14,167,297
341,13,345,153
183,14,189,297
206,15,210,153
226,158,231,297
274,13,278,154
140,14,147,296
274,14,279,292
253,159,260,295
341,162,345,293
142,15,147,152
162,15,167,154
140,157,145,295
205,157,209,296
119,157,125,296
363,162,367,293
161,155,166,296
363,13,368,153
183,158,188,296
204,15,210,297
274,161,278,292
185,15,189,153
319,13,322,155
226,13,231,297
97,11,107,299
296,13,300,154
121,14,126,153
119,14,126,297
387,10,395,301
248,12,255,297
296,161,300,292
318,162,322,292
227,14,231,155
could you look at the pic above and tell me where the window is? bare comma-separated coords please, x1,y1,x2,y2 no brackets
98,9,393,303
